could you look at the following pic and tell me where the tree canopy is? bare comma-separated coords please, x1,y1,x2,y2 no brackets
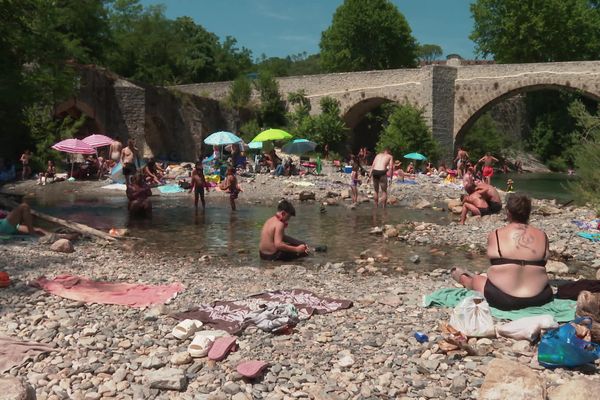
470,0,600,62
417,44,443,62
320,0,418,72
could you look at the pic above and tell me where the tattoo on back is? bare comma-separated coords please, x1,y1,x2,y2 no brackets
511,224,536,254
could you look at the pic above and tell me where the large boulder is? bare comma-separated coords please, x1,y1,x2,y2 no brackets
414,199,432,209
298,191,315,201
50,239,74,253
145,367,187,391
478,358,545,400
545,260,569,274
548,378,600,400
446,198,463,209
0,377,36,400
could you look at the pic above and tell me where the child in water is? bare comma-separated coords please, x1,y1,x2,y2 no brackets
350,162,361,205
221,167,242,211
190,161,209,214
506,178,514,193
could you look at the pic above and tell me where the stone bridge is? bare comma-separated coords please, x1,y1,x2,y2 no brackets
174,59,600,159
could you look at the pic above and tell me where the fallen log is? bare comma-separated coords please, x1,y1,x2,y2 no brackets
0,195,116,242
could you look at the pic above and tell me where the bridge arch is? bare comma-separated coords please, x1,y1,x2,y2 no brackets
54,98,105,137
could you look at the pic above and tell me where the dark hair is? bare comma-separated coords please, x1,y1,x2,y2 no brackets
464,182,476,194
506,193,531,223
277,199,296,216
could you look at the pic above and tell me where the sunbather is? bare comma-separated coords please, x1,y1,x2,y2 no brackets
259,199,308,261
0,202,50,236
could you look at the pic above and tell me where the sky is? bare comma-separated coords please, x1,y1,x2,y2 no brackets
139,0,478,60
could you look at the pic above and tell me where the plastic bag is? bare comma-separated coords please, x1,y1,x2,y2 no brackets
449,294,495,337
538,317,600,368
496,315,558,342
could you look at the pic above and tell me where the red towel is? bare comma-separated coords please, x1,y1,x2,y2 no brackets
30,274,184,308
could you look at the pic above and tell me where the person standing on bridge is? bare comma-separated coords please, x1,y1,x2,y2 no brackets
478,152,499,185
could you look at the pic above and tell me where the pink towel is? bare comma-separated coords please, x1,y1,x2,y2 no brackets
30,274,184,308
0,336,56,373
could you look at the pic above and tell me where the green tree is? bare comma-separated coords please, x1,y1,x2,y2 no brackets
461,113,509,161
311,97,348,149
376,104,440,162
239,119,261,143
226,75,253,109
320,0,417,72
568,101,600,213
253,72,286,128
470,0,600,62
417,44,443,62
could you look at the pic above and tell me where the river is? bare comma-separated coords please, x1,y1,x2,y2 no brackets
491,172,576,202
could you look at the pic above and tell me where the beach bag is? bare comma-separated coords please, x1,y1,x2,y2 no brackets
449,294,495,337
243,304,299,333
538,317,600,368
496,315,558,342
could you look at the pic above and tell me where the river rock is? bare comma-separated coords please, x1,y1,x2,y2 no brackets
414,199,432,209
478,358,545,400
446,199,462,209
0,377,35,400
146,367,187,391
596,268,600,280
536,205,561,216
298,191,315,201
547,378,600,400
383,227,399,238
409,255,420,264
50,239,74,253
546,260,568,274
340,189,351,199
451,205,463,214
170,351,192,365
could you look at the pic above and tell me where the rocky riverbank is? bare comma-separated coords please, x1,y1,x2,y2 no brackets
1,166,600,399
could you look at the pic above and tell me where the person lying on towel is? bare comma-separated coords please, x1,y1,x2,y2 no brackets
259,199,309,261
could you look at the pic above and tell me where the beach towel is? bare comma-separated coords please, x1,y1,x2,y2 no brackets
158,184,185,194
101,183,127,191
577,232,600,242
423,288,576,322
110,162,125,184
172,289,353,334
30,274,184,308
396,179,417,185
571,219,600,231
0,336,56,373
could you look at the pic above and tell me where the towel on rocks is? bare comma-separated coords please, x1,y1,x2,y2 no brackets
30,274,184,308
172,289,353,334
0,336,56,373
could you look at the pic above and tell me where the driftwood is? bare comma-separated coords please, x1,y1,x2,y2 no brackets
0,195,116,242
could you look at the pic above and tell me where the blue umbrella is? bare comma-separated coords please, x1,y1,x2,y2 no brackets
404,152,427,161
204,131,242,146
282,139,317,155
248,141,263,150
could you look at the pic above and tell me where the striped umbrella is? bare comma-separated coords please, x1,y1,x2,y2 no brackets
82,134,113,148
51,139,96,179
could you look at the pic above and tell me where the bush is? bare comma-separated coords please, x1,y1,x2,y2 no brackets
546,156,569,172
253,72,286,128
376,104,440,163
226,75,253,109
461,113,508,160
239,119,261,143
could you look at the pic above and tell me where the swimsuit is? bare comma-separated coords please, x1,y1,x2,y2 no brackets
477,200,502,216
484,230,552,310
259,249,308,261
483,165,494,177
0,219,19,235
194,185,205,195
123,162,137,176
371,169,388,192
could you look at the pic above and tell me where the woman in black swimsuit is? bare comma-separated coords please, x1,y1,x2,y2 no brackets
451,194,553,310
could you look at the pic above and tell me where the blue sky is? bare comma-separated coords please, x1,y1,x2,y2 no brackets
139,0,477,60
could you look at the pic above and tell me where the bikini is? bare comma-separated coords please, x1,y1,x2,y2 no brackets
483,230,553,310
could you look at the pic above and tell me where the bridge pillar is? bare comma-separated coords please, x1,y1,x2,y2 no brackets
428,65,457,163
114,80,149,157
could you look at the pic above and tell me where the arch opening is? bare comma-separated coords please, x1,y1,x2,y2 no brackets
342,97,396,154
54,98,104,139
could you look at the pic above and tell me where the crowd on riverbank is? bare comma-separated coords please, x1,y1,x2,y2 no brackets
1,162,600,399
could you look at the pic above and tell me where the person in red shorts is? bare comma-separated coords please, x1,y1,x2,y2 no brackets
478,152,499,185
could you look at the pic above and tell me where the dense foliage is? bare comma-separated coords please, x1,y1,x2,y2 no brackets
320,0,417,72
376,104,440,163
460,113,509,161
417,44,443,62
568,101,600,213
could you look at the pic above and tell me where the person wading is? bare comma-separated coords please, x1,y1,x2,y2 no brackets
368,148,394,208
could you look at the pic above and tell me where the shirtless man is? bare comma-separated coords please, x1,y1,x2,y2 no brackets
259,199,308,261
368,148,393,208
109,138,122,163
0,203,49,236
478,152,499,184
121,139,137,183
459,191,489,224
460,182,502,224
454,147,469,178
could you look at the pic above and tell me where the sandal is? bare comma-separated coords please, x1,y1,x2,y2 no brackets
171,319,203,340
187,330,228,358
237,360,269,378
208,336,237,361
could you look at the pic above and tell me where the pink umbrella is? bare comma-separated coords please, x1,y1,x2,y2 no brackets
51,139,96,178
82,134,113,148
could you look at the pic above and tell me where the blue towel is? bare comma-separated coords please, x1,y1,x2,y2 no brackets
423,288,576,322
158,184,185,194
577,232,600,242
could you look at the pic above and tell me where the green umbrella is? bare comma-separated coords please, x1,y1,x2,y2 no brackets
250,128,293,143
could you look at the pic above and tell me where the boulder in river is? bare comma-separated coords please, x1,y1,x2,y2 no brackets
50,239,74,253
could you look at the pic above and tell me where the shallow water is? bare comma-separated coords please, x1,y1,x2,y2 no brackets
491,172,576,202
31,195,490,273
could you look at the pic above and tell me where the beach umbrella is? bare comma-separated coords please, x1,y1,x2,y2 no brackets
248,141,263,150
82,134,113,148
404,152,427,161
282,139,317,155
51,138,97,178
204,131,242,146
250,128,293,143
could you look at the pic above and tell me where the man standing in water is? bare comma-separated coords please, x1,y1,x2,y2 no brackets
259,199,309,261
121,139,137,184
454,146,469,178
109,137,122,164
368,148,394,208
478,152,499,185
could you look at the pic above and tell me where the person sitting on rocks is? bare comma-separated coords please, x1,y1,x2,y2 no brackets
143,159,163,186
259,199,308,261
451,194,553,310
126,173,152,217
37,160,56,186
459,190,489,224
459,182,502,224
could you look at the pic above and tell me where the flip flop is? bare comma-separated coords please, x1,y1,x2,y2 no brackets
208,336,237,361
237,360,269,379
171,319,203,340
187,330,228,358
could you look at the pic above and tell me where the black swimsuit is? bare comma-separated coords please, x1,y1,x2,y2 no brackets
484,230,553,310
